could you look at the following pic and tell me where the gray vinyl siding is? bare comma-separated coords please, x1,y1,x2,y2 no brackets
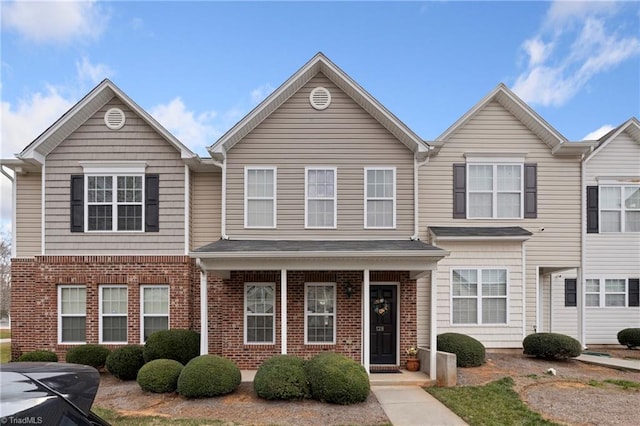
44,97,186,254
225,73,415,240
15,173,42,257
543,273,579,339
420,100,582,343
191,171,221,250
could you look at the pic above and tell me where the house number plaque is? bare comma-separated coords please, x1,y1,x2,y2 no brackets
376,326,384,332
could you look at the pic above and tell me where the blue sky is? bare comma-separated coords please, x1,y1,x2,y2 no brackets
1,0,639,232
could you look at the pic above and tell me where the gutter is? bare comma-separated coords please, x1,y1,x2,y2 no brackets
410,154,430,240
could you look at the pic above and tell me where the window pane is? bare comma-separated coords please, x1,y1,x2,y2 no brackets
605,294,625,307
452,299,477,324
102,287,127,314
497,193,520,218
102,316,127,342
367,169,393,198
307,285,334,313
626,211,640,232
469,193,492,217
62,317,85,342
117,205,142,231
452,270,477,296
143,317,168,341
482,269,507,296
246,285,274,314
143,287,169,315
308,200,334,227
117,176,142,203
601,187,621,209
625,187,640,209
482,298,507,324
247,200,274,227
88,205,112,231
367,200,393,227
247,169,274,197
61,287,86,315
586,279,600,293
497,165,521,191
306,315,334,343
246,316,274,343
601,211,621,232
468,165,492,191
586,294,600,307
605,279,625,293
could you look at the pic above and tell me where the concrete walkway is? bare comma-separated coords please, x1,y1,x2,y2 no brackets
577,354,640,371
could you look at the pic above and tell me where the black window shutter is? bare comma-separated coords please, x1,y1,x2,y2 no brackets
524,163,537,218
70,175,84,233
145,174,160,232
453,164,466,219
629,279,640,307
587,186,599,233
565,278,577,307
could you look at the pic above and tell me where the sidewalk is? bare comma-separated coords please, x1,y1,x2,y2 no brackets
577,354,640,371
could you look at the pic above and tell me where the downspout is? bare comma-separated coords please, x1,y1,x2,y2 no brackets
579,152,587,349
210,150,229,240
1,166,16,258
196,258,209,355
410,154,430,241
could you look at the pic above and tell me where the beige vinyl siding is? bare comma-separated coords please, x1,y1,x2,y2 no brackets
15,173,42,257
420,100,582,340
191,171,221,250
416,275,432,348
44,97,186,254
225,73,414,239
431,240,524,348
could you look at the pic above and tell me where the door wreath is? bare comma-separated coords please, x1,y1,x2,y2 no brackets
373,298,389,316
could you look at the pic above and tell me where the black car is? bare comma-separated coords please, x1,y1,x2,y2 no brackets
0,362,110,425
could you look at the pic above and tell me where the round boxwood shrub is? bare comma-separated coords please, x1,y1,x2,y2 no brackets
143,329,200,365
254,355,309,400
18,350,58,362
137,359,184,393
65,344,111,369
617,328,640,349
523,332,581,359
177,355,241,398
106,345,145,380
437,333,486,367
305,352,370,405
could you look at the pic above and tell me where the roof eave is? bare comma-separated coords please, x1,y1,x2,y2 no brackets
189,248,449,259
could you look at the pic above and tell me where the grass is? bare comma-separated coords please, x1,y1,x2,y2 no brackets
0,342,10,364
426,377,560,426
92,407,239,425
0,329,11,339
603,379,640,390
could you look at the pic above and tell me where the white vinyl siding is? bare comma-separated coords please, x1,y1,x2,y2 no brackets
468,164,522,219
305,167,336,228
58,286,86,344
99,285,128,343
244,167,276,228
141,286,169,343
305,283,336,344
245,283,276,344
600,185,640,233
451,268,508,325
365,168,396,228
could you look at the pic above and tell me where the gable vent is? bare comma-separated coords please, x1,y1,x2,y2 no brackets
104,108,126,130
309,87,331,110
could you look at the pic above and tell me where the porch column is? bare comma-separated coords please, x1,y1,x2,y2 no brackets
200,270,208,355
281,269,287,354
363,269,370,373
430,270,437,381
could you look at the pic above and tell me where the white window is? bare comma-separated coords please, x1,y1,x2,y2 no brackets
605,279,626,307
365,168,396,228
585,279,600,307
305,283,336,344
245,167,276,228
600,185,640,232
86,175,144,231
585,278,635,307
141,286,169,343
305,168,337,228
468,164,522,219
58,286,86,344
245,284,275,344
451,269,508,324
99,286,128,343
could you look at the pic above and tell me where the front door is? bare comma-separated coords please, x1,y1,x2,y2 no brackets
370,285,397,365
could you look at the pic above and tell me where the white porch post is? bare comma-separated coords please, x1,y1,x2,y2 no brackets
363,269,370,373
430,270,437,381
281,269,287,354
200,270,209,355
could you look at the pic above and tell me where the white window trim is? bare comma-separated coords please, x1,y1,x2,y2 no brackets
84,174,145,233
586,276,633,308
244,283,276,345
244,166,277,229
599,184,640,233
305,167,337,229
304,282,337,345
585,278,601,307
466,163,524,219
450,267,510,326
99,285,128,344
140,285,170,344
58,285,86,345
364,167,397,229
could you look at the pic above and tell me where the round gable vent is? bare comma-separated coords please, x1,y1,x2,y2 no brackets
309,87,331,110
104,107,126,130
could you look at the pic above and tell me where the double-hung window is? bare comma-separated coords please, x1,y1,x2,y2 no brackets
141,286,169,342
305,283,336,344
600,185,640,232
468,164,522,218
306,168,336,228
451,269,508,324
245,167,276,228
100,286,128,343
584,278,640,307
585,279,600,307
245,284,275,344
365,168,396,228
58,286,86,344
87,175,144,231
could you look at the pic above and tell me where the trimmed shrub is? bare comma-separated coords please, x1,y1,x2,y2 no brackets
106,345,145,380
18,350,58,362
143,329,200,365
617,328,640,349
254,355,309,400
437,333,486,367
523,332,581,359
305,352,370,405
178,355,241,398
137,359,183,393
65,344,111,369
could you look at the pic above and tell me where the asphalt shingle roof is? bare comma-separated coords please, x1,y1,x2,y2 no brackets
429,226,532,237
193,239,442,253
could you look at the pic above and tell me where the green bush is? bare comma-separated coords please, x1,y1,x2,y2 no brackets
305,352,370,405
254,355,309,400
617,328,640,349
523,333,582,359
437,333,486,367
137,359,183,393
106,345,145,380
143,329,200,365
177,355,241,398
18,350,58,362
65,344,111,369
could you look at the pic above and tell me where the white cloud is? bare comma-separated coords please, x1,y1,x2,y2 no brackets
1,0,109,44
250,84,275,104
582,124,614,140
522,38,554,67
76,57,113,87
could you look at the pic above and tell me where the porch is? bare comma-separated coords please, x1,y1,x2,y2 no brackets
240,369,435,387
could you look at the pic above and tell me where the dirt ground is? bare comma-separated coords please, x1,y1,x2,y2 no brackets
95,346,640,426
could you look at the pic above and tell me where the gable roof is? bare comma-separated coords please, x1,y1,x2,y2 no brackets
584,117,640,163
208,52,430,160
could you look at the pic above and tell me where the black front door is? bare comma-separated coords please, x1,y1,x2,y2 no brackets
370,285,397,365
